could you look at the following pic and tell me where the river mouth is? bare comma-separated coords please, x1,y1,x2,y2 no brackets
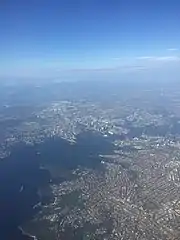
0,131,114,240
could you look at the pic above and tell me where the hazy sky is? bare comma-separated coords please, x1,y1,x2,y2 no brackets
0,0,180,80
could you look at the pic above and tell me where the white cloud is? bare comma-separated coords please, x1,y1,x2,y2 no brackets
167,48,179,51
136,56,155,60
155,56,180,61
136,56,180,62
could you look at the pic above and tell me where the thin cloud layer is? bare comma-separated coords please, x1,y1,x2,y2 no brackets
167,48,179,51
136,56,180,61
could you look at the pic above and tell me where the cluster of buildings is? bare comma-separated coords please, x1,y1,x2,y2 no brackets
1,97,180,239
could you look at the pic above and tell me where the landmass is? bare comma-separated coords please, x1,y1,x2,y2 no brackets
1,80,180,239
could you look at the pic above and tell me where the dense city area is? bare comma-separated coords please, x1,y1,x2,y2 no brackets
1,81,180,239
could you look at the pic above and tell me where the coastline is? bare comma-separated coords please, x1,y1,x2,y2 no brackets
19,227,38,240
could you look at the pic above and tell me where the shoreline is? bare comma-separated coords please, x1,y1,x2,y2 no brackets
19,227,38,240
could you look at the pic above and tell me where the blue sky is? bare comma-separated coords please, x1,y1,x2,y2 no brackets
0,0,180,80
